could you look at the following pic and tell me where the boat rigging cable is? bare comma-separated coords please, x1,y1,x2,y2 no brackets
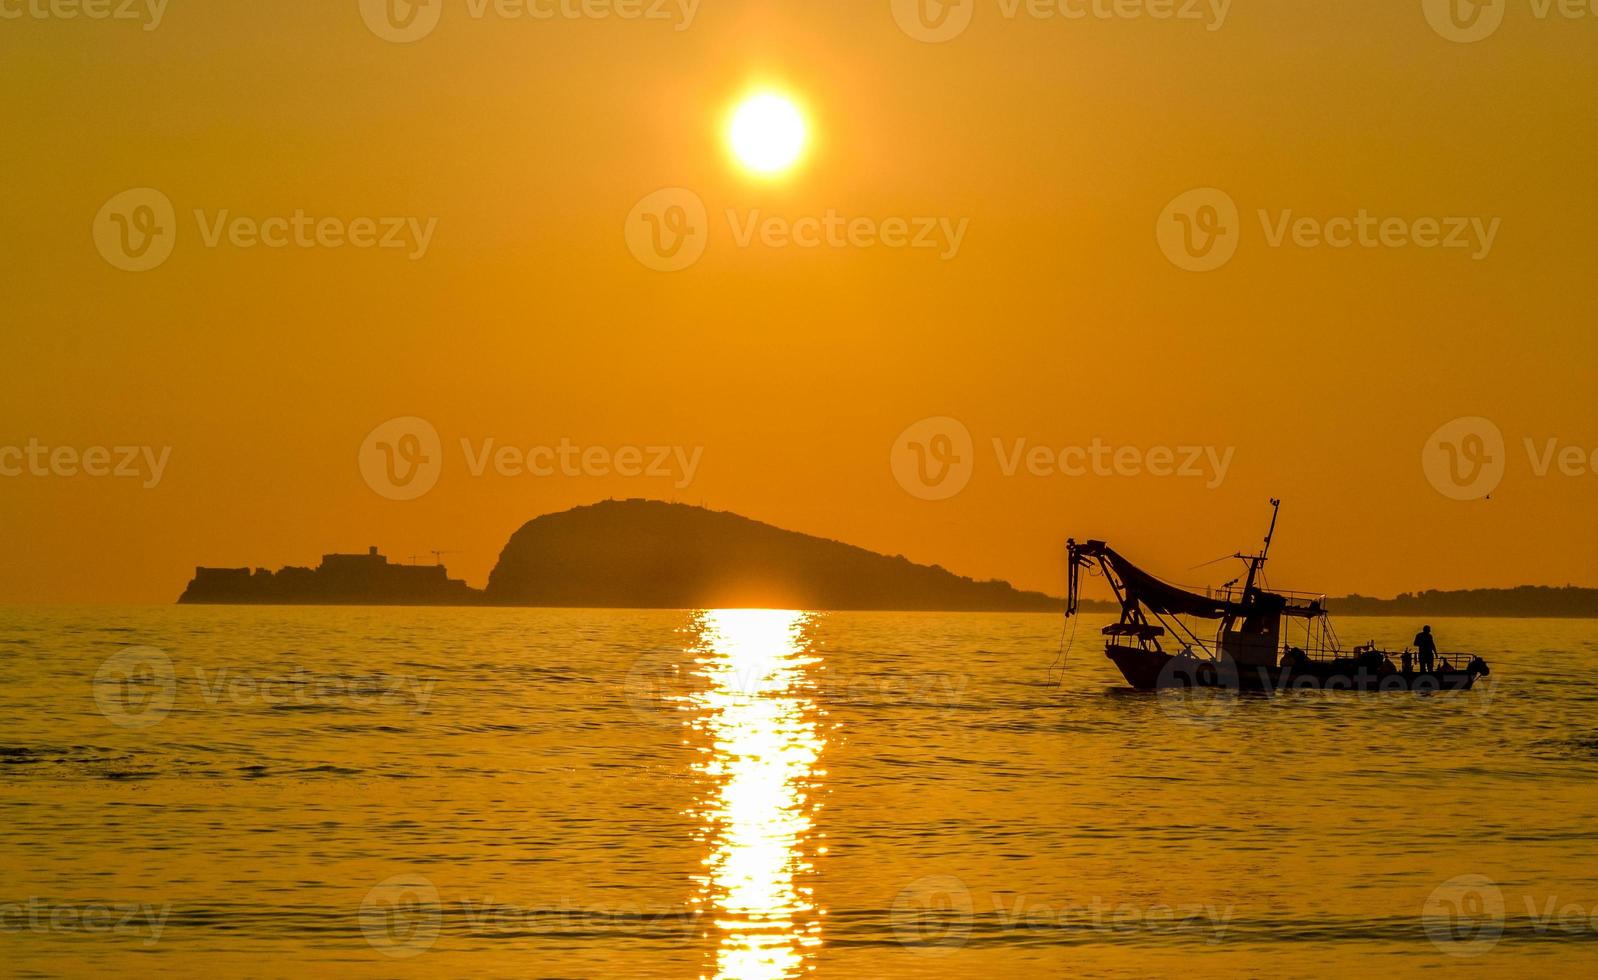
1050,559,1100,685
1051,608,1078,687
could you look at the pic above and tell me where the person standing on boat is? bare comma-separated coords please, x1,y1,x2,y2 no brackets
1415,625,1438,673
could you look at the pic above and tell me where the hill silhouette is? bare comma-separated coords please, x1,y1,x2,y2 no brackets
175,502,1598,614
483,499,1060,611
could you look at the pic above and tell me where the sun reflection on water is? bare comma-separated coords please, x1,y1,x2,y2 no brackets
683,609,828,980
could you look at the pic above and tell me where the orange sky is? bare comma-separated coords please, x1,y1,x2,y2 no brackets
3,1,1596,603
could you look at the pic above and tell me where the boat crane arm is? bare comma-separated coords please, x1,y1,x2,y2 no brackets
1064,539,1110,618
1067,538,1242,622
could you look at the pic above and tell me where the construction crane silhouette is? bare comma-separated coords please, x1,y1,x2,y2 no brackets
429,550,459,566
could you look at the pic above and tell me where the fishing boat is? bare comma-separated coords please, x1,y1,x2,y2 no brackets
1065,500,1491,693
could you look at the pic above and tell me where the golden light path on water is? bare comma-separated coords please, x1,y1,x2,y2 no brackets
683,609,828,980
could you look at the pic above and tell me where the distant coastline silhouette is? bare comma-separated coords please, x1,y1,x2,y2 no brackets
178,498,1598,615
179,499,1060,611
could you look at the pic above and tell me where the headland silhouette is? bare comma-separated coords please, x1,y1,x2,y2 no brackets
177,498,1598,616
179,499,1061,612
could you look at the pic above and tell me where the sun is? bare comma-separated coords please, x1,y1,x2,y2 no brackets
728,92,808,177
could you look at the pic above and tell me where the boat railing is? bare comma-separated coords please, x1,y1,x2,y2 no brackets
1278,645,1476,672
1283,645,1346,664
1213,585,1328,611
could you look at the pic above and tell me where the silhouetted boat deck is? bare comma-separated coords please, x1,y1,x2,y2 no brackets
1067,501,1492,694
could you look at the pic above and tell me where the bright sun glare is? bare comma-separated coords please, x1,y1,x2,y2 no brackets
729,93,807,177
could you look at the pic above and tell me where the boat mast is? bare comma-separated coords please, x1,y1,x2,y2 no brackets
1241,498,1281,597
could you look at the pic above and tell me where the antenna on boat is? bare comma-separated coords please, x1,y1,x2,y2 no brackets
1241,498,1282,596
1261,498,1282,561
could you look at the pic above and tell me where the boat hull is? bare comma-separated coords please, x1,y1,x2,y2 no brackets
1106,644,1479,693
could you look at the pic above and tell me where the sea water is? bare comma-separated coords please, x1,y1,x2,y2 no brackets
1,606,1594,977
